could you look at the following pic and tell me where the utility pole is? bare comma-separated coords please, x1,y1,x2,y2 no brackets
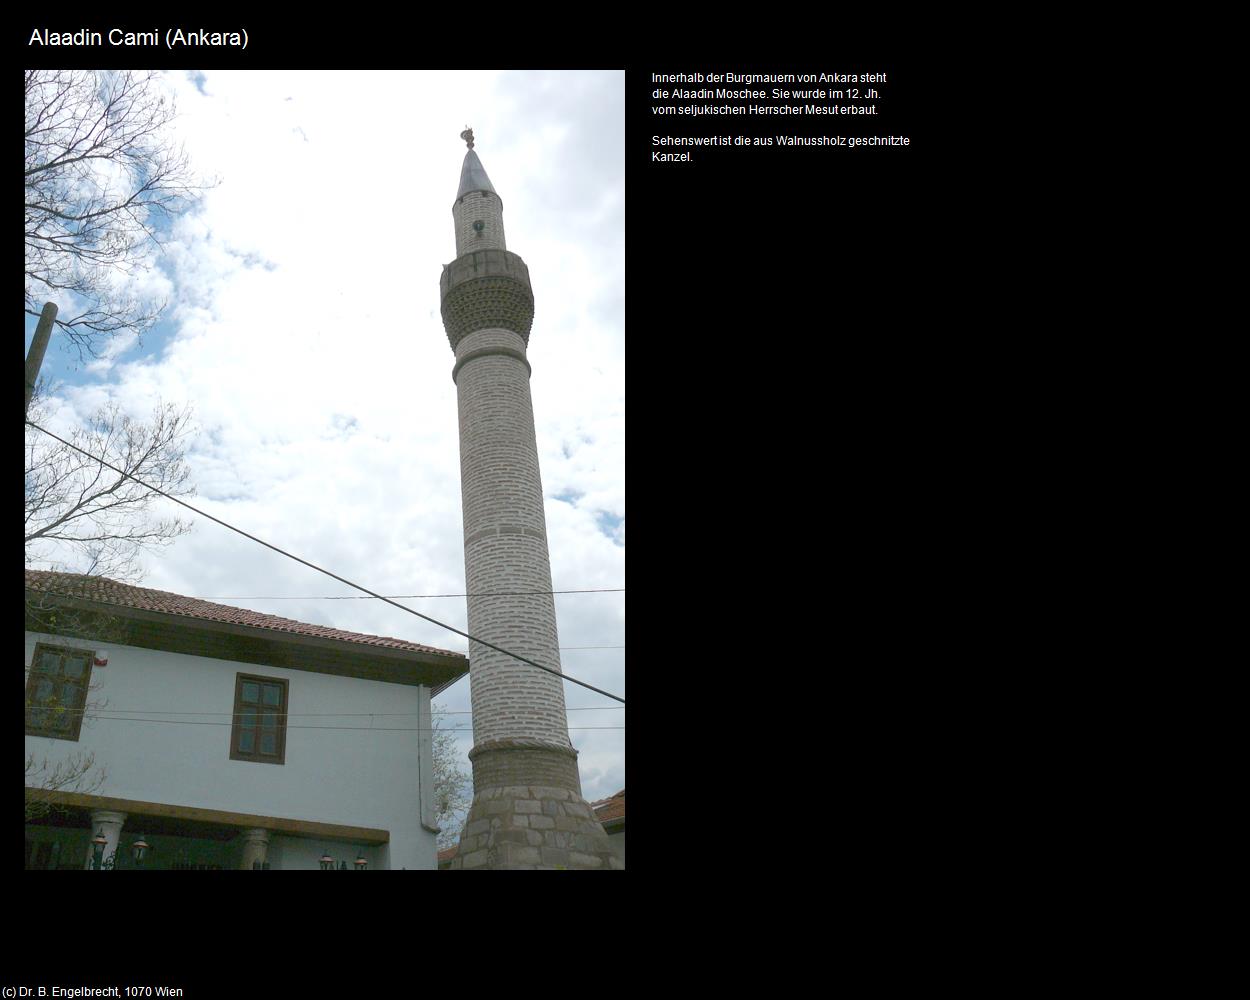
24,301,58,418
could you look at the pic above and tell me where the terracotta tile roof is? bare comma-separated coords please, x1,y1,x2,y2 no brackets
591,788,625,824
25,570,464,660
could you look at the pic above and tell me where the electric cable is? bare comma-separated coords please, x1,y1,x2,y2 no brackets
27,706,622,717
79,717,624,732
200,589,624,599
25,420,626,705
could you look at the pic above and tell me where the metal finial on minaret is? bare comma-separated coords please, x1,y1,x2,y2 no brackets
438,136,618,870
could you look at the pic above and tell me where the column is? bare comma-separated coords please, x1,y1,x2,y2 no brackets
239,828,270,870
85,809,126,869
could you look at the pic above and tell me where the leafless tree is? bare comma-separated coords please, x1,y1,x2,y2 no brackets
25,389,196,583
432,712,472,851
25,69,210,358
25,70,206,824
25,752,108,823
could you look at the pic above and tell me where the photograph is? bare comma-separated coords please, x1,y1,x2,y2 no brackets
25,69,626,872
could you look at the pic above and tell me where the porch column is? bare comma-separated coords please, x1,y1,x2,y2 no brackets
239,828,271,870
84,810,126,869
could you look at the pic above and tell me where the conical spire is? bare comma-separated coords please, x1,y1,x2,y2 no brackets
456,149,497,199
456,129,497,200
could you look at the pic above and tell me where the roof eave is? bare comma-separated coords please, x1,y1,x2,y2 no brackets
26,588,469,690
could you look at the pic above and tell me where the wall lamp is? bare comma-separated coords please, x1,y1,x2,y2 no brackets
90,827,109,869
319,849,367,870
91,829,150,870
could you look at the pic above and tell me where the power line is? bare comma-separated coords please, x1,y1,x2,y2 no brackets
26,420,626,705
34,707,623,717
199,589,624,599
73,715,623,732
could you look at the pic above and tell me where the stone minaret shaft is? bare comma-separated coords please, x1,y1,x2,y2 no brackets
439,132,617,870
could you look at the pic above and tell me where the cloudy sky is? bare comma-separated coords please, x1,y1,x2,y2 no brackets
25,70,625,806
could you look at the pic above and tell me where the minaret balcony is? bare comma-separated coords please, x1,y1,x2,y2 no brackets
440,249,534,348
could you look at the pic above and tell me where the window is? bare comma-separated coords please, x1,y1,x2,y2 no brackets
25,643,94,741
230,674,288,765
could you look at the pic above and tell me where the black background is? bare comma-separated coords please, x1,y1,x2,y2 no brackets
19,15,970,979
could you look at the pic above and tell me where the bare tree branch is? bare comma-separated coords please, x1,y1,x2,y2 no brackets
25,387,196,584
22,70,211,818
25,70,214,359
432,713,472,851
25,752,107,823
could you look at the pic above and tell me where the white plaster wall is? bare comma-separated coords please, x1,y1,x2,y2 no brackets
25,631,439,870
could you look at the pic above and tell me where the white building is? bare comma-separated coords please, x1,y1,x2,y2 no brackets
24,570,467,870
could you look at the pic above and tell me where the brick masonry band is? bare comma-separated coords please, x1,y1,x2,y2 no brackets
464,524,545,547
452,344,532,383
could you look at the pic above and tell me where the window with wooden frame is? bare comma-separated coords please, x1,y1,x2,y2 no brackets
230,674,288,765
25,643,94,741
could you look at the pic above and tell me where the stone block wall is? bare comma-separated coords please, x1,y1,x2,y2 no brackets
447,785,621,871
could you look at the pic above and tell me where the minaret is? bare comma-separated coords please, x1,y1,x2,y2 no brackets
440,130,618,870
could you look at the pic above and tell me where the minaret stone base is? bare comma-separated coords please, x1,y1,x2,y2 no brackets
446,740,620,870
